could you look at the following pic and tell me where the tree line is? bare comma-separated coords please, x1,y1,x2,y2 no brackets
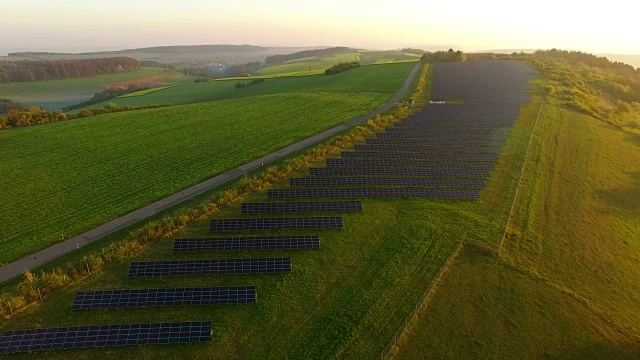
421,49,466,63
325,61,361,75
0,57,139,83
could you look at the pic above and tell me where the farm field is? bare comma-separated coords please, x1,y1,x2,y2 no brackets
0,63,543,359
88,62,414,109
258,53,361,75
0,63,414,264
0,67,189,110
393,88,640,357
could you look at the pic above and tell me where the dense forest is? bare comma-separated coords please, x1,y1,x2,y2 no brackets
265,47,352,64
0,57,139,83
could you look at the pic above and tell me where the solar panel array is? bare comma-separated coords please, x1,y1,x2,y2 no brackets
0,321,211,354
325,159,495,170
210,217,343,231
173,236,320,252
73,286,256,309
268,188,480,200
365,137,503,146
128,258,292,277
241,201,362,214
309,167,491,178
290,176,485,188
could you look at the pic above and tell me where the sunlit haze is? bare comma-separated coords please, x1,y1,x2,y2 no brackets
1,0,639,54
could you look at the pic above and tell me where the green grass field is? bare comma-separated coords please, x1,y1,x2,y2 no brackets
0,63,414,264
0,63,545,359
393,81,640,358
0,68,189,110
259,53,361,75
87,62,414,109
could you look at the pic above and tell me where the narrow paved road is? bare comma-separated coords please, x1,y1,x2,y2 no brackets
0,63,420,283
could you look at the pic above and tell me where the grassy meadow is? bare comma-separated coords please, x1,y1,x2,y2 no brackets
88,62,414,109
0,62,414,264
393,79,640,358
0,64,544,359
0,68,188,110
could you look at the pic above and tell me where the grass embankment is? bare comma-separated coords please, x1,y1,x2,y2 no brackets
90,62,414,109
0,62,414,264
393,80,640,358
0,64,549,359
0,68,188,110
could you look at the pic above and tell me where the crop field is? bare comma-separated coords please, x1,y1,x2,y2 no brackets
0,63,543,359
87,62,414,109
394,80,640,358
0,63,414,264
0,68,189,110
259,53,361,75
358,50,422,65
118,86,173,98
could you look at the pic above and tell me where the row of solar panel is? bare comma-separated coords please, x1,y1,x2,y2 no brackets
290,176,486,188
341,151,498,162
0,321,211,354
352,144,501,154
365,138,505,146
210,217,343,231
241,201,362,214
72,286,256,310
129,258,292,277
174,236,320,252
309,167,491,178
268,188,480,200
325,159,495,169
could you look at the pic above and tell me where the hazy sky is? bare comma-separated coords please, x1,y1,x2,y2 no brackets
1,0,638,54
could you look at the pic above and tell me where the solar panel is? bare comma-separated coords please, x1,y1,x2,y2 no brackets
341,151,498,161
128,258,291,277
384,128,506,135
72,286,256,309
173,236,320,251
241,201,362,214
325,158,495,170
268,188,480,200
0,321,211,354
352,144,500,154
309,167,491,178
210,217,343,231
290,176,485,188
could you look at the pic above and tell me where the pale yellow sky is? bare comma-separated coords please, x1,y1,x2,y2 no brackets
1,0,638,54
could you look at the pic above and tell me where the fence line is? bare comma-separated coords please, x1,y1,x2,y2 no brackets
380,235,465,360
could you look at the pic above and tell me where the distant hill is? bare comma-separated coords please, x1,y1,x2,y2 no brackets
4,45,326,67
265,47,354,64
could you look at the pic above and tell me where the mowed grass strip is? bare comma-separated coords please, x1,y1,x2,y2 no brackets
88,62,414,109
0,90,393,264
393,88,640,357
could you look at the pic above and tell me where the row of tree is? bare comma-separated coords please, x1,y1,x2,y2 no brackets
0,57,139,83
0,102,167,129
421,49,466,63
325,61,361,75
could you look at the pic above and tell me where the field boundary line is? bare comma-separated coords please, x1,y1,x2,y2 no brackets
0,63,420,283
497,103,543,257
381,237,465,360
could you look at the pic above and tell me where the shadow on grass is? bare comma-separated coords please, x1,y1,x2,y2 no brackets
597,171,640,218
